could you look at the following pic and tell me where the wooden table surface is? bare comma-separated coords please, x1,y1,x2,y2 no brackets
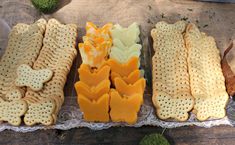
1,0,235,145
0,125,235,145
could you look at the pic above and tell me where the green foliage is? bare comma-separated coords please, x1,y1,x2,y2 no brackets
31,0,59,13
139,133,170,145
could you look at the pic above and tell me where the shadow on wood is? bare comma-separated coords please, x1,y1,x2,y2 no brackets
55,0,72,12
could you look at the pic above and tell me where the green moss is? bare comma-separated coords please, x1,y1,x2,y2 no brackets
31,0,59,13
139,133,170,145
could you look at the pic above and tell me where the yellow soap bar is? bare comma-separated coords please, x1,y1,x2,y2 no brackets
109,89,142,124
78,64,110,86
111,69,140,84
74,80,110,101
77,93,110,122
106,57,139,77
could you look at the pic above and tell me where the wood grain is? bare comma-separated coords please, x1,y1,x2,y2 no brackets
1,126,235,145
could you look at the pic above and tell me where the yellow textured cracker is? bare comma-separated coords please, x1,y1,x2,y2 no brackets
5,87,25,101
152,91,194,121
24,91,62,124
24,19,78,125
185,23,229,121
151,21,194,121
0,19,46,101
15,64,53,91
0,19,46,126
24,98,56,126
0,98,27,126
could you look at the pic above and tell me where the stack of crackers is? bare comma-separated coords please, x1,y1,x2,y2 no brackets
75,22,146,124
0,19,77,126
151,21,229,121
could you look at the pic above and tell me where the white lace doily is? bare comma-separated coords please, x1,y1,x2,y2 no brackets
0,95,234,133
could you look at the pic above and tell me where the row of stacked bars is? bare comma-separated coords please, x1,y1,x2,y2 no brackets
108,23,145,124
151,21,229,121
75,22,146,124
0,19,77,126
75,22,113,122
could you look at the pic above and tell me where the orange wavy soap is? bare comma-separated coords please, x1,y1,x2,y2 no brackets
106,57,139,77
77,93,110,122
78,64,111,86
109,89,142,124
111,69,140,84
74,80,110,101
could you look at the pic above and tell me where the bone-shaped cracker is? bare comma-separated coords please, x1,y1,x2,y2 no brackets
151,21,193,121
152,91,194,121
0,98,27,126
185,23,229,120
22,19,77,126
0,19,46,102
5,87,25,101
15,64,53,91
24,98,56,126
193,91,228,121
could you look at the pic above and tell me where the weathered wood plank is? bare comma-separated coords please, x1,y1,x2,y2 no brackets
1,126,235,145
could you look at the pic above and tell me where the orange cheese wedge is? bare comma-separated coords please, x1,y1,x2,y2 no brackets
74,80,110,101
114,77,146,104
77,93,110,122
114,77,146,96
79,41,110,68
111,69,140,84
86,22,113,44
78,64,110,86
79,22,113,68
109,89,142,124
106,57,139,77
